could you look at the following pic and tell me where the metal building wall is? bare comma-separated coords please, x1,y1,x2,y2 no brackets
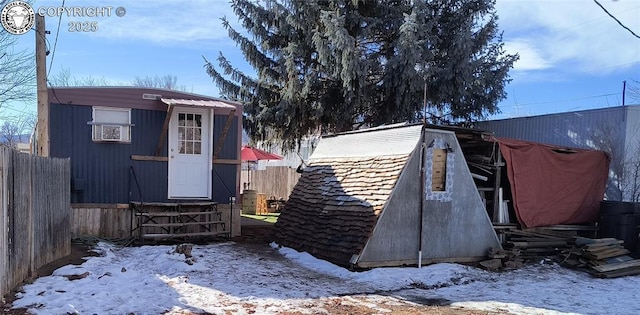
624,107,640,157
476,105,640,201
476,106,628,150
212,114,240,160
50,103,239,204
212,114,241,201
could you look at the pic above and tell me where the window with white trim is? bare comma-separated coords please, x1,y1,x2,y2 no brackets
177,113,202,154
425,139,455,201
90,107,132,142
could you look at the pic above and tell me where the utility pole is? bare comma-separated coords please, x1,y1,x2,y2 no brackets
622,80,626,107
36,14,49,157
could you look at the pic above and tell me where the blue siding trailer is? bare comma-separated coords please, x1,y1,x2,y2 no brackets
48,87,243,204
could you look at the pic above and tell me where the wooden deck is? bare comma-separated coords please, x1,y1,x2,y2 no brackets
131,202,229,242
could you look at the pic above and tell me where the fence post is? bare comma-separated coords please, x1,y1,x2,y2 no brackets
28,153,34,279
0,148,6,297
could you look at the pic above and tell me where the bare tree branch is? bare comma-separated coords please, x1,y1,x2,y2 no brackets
0,30,36,106
132,75,189,91
591,121,640,201
48,67,73,87
49,68,191,91
48,67,112,87
0,113,36,149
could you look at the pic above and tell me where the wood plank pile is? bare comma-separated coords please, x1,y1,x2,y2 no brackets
479,227,574,271
502,228,574,259
486,225,640,277
558,237,640,278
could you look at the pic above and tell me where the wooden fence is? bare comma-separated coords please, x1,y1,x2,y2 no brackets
242,166,301,199
0,147,71,297
71,203,242,239
71,204,132,238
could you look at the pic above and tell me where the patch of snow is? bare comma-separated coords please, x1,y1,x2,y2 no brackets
10,242,640,315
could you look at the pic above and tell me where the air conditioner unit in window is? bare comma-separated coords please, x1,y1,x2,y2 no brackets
100,125,122,141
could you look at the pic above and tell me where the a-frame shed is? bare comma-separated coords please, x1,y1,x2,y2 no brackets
273,124,501,268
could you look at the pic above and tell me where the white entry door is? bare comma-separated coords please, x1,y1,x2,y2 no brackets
168,107,212,199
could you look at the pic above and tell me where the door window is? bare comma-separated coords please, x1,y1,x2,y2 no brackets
177,113,202,154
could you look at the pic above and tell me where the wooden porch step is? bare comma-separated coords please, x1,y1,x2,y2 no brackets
131,201,217,207
141,231,228,239
142,221,224,228
136,211,220,217
131,201,229,241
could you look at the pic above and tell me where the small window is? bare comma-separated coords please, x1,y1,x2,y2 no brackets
431,149,447,191
425,139,455,201
90,107,132,142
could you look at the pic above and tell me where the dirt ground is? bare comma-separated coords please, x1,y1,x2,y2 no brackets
2,229,506,315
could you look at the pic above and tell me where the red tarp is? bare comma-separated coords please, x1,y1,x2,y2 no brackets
498,138,610,228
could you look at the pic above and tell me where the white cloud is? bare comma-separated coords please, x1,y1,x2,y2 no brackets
41,0,241,45
496,0,640,76
503,40,552,71
105,1,234,44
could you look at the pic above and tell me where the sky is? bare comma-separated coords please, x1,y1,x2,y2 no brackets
9,241,640,314
2,0,639,124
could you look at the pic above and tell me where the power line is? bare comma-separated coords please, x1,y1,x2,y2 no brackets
47,0,65,78
501,92,621,108
47,81,64,104
593,0,640,40
563,5,640,31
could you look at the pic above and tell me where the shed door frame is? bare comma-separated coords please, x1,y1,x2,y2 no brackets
167,107,214,199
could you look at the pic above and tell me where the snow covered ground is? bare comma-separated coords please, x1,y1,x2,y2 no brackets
10,241,640,315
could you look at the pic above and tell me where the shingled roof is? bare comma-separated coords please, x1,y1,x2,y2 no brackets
272,154,410,265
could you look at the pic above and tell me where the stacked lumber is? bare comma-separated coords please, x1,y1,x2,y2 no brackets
558,237,640,278
490,225,640,278
502,229,573,258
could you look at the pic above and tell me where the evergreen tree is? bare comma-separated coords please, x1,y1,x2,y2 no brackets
205,0,518,150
